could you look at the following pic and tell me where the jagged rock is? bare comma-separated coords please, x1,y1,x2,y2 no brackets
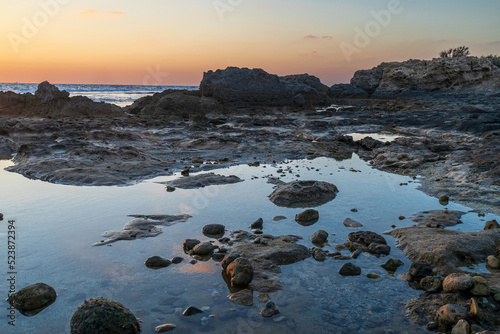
35,81,69,102
350,56,500,97
269,180,338,208
70,297,140,334
280,74,332,105
7,283,57,313
250,218,264,230
182,306,203,316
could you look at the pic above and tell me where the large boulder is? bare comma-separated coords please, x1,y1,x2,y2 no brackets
200,67,332,107
35,81,70,102
225,257,254,287
70,297,140,334
350,56,500,97
269,180,338,208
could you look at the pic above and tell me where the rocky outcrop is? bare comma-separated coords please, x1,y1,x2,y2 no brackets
0,81,123,118
126,89,222,117
200,67,332,107
387,227,500,275
343,56,500,97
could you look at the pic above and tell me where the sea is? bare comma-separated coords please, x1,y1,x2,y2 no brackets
0,83,198,107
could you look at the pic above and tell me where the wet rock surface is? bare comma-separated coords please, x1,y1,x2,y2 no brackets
70,297,140,334
410,209,465,227
269,180,338,208
164,173,242,189
223,230,310,293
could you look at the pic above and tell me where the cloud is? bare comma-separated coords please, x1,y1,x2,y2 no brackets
106,11,125,16
80,9,98,15
303,34,333,40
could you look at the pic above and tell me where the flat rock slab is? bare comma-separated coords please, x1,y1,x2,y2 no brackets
93,214,191,246
269,180,338,208
225,230,310,293
387,227,500,275
164,173,242,189
410,210,465,227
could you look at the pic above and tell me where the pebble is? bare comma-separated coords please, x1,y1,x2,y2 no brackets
155,323,176,332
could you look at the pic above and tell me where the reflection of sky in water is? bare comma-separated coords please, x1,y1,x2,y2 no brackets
0,156,497,333
346,132,401,142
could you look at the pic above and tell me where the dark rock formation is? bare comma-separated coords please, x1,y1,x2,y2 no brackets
145,256,172,269
200,67,332,107
0,81,123,118
70,297,140,334
164,173,242,189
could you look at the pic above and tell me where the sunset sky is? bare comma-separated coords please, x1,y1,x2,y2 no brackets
1,0,499,86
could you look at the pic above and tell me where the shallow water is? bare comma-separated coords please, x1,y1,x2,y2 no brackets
0,155,497,333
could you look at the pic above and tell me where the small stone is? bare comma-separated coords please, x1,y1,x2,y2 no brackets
469,297,481,318
0,213,4,220
202,224,225,236
443,273,474,292
484,219,499,230
471,276,490,296
351,249,362,259
145,256,172,268
250,218,263,229
420,276,443,293
343,218,363,228
451,319,469,334
156,323,176,332
435,304,468,330
398,216,406,220
366,273,380,279
258,293,269,303
193,242,216,256
295,209,319,223
312,248,327,262
189,260,197,265
272,216,287,221
439,195,449,205
426,321,437,330
183,239,200,251
486,255,500,269
339,263,361,276
183,306,203,316
171,257,183,264
229,289,253,306
166,186,176,192
494,293,500,302
260,301,280,318
350,208,358,212
381,258,404,272
368,243,391,255
212,253,226,262
252,229,263,235
311,230,328,244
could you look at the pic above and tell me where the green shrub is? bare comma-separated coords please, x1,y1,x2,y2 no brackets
482,54,500,68
439,46,470,58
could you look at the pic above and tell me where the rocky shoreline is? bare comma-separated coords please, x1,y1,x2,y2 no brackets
2,56,500,333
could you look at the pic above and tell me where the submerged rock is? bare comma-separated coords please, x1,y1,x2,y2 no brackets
155,323,176,333
343,218,363,228
229,289,253,306
7,283,57,314
312,248,327,262
381,258,404,272
410,210,465,227
183,306,203,316
295,209,319,224
70,297,140,334
260,301,280,318
269,180,338,208
164,173,242,189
